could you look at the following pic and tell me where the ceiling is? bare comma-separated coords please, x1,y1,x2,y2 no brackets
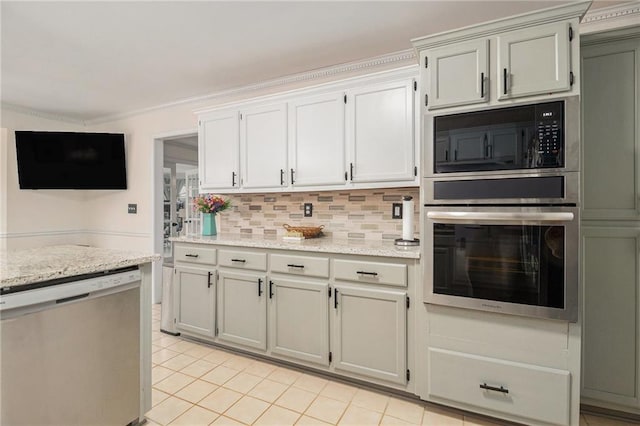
0,1,616,122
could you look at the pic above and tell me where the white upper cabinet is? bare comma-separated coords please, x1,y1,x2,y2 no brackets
195,68,418,192
497,22,571,100
347,79,415,183
427,39,489,110
289,92,346,187
240,103,288,190
413,2,589,110
199,110,240,191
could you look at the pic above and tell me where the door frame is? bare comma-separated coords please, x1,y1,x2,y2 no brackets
151,128,197,303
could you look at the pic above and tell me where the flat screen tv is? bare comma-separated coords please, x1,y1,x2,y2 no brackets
15,131,127,189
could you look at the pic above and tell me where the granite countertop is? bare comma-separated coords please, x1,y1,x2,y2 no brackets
0,245,160,289
170,234,421,259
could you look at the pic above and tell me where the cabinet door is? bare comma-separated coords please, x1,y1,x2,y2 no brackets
217,271,267,350
289,93,346,187
582,226,640,409
347,80,414,183
269,278,329,366
426,39,489,110
582,38,640,220
497,22,571,100
174,266,215,338
332,284,407,384
199,110,240,191
240,103,288,190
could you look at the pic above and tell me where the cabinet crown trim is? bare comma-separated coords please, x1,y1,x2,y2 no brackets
412,0,590,51
193,55,417,116
582,2,640,25
581,2,640,39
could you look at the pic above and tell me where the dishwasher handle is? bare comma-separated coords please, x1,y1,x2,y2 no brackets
56,293,90,304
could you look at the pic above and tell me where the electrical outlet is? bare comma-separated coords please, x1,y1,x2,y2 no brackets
128,204,137,214
304,203,313,217
392,203,402,219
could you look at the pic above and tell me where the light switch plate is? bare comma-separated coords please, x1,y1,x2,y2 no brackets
128,204,137,214
392,203,402,219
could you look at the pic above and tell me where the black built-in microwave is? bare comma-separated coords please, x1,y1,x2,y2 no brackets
433,100,565,174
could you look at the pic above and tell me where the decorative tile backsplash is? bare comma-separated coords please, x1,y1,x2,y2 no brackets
219,187,420,240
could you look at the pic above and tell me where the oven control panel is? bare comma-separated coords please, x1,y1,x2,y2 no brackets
535,102,564,167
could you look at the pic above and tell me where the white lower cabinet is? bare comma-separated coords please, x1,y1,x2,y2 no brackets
428,348,571,426
332,284,407,385
268,277,330,366
217,270,267,351
174,265,216,338
172,242,416,393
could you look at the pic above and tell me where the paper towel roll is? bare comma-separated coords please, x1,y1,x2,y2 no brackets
402,196,414,241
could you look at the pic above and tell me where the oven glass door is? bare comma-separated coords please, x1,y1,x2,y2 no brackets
426,208,578,321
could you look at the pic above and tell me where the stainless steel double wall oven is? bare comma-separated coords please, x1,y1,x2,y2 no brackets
424,97,579,321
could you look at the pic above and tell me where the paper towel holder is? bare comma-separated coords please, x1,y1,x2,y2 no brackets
395,195,420,247
395,238,420,246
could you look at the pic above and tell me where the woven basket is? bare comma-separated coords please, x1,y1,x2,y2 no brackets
283,224,324,239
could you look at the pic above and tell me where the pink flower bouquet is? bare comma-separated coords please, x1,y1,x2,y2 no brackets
194,194,231,214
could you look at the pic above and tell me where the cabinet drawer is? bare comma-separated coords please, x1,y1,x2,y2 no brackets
333,259,407,287
174,245,217,265
428,348,570,426
270,254,329,278
218,250,267,271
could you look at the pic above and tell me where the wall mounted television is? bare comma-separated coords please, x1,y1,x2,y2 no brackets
15,131,127,190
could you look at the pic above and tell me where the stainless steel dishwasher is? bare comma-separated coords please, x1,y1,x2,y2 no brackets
0,267,142,426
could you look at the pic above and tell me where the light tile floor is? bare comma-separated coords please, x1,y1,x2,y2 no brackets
148,305,634,426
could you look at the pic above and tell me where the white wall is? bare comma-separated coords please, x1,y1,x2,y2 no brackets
1,57,414,252
84,59,415,252
164,141,198,166
1,109,89,249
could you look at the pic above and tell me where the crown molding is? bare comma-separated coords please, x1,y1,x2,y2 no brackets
412,1,591,51
88,49,417,125
193,64,418,116
1,102,87,126
581,1,640,34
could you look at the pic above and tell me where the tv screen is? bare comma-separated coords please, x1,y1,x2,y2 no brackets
15,131,127,190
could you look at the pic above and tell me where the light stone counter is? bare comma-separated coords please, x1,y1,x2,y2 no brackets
170,233,421,259
0,245,160,289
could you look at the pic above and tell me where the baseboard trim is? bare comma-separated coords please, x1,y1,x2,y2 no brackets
581,403,640,423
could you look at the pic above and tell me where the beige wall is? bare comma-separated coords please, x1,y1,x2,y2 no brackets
2,57,416,251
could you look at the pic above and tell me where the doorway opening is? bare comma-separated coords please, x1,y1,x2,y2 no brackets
151,129,197,304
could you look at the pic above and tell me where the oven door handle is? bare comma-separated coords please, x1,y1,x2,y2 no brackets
426,211,575,222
